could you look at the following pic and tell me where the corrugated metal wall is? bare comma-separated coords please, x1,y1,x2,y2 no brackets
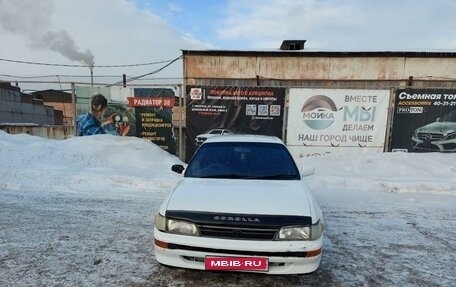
184,54,456,88
0,88,56,125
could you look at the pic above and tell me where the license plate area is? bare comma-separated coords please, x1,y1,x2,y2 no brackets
205,256,268,272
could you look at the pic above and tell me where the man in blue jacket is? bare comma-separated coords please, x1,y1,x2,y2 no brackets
77,94,129,136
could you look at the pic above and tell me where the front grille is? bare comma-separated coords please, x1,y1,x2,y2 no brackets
416,143,440,150
418,133,443,140
182,256,204,262
198,225,278,240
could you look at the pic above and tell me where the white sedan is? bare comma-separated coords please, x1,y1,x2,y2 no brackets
154,134,324,275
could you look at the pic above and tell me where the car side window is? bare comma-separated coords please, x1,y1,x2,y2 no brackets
441,111,456,122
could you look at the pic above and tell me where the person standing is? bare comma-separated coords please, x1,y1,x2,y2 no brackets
77,94,129,136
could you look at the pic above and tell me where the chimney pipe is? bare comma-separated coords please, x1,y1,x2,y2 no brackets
280,40,306,51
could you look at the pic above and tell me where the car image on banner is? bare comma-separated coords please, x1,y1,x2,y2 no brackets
195,128,233,146
153,135,324,275
411,110,456,152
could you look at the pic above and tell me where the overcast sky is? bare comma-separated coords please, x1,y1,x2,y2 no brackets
1,0,456,91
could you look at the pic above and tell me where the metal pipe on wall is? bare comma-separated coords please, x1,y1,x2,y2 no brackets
71,82,77,136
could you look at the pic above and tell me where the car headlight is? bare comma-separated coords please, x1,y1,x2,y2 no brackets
275,226,310,240
275,221,324,241
167,219,200,236
444,132,456,141
154,214,200,236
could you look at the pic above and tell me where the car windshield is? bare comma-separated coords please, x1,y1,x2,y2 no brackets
184,142,300,180
440,110,456,122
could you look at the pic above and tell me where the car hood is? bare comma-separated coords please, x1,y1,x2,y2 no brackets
165,178,312,216
416,121,456,134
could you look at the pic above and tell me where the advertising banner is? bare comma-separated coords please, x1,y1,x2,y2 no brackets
287,88,390,159
132,88,176,155
390,89,456,152
185,86,286,162
75,86,136,136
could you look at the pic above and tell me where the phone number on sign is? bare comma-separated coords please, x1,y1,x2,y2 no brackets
433,101,456,106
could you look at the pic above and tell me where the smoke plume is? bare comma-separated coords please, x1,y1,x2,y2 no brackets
0,0,95,66
31,30,95,67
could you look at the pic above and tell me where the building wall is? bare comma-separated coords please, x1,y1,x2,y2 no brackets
180,50,456,160
0,88,22,123
183,53,456,88
0,87,56,125
32,90,74,126
43,102,74,125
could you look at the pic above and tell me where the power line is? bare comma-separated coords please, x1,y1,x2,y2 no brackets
108,55,183,86
0,56,183,87
0,74,124,79
0,57,181,68
0,74,183,80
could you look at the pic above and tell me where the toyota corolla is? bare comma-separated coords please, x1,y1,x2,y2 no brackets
153,135,324,274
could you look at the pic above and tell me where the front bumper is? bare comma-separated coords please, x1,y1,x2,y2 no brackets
411,136,456,152
153,228,323,275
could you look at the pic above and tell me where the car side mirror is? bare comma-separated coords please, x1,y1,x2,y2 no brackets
171,164,185,174
436,117,441,122
300,165,315,177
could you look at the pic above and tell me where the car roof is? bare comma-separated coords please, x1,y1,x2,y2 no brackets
204,134,284,144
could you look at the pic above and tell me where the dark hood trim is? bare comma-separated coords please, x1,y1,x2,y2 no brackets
165,210,312,228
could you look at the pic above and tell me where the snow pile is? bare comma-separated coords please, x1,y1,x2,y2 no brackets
301,152,456,195
0,131,183,194
1,131,455,196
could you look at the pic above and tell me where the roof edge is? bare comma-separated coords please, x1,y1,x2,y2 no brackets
182,50,456,58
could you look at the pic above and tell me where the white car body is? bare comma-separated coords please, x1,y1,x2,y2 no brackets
154,135,324,275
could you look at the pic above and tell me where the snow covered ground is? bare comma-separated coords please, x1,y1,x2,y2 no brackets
0,131,455,286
